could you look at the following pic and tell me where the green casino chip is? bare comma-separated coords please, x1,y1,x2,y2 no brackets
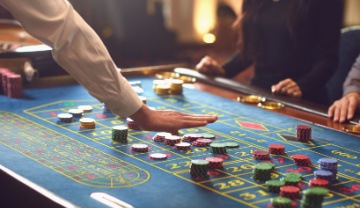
270,196,291,208
202,133,215,139
225,142,239,148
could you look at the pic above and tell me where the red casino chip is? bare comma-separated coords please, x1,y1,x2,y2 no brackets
268,144,285,155
296,125,312,142
308,178,329,188
279,185,300,199
253,150,270,160
291,154,311,166
205,157,224,169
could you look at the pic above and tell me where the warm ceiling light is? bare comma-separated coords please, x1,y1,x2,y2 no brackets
203,33,216,44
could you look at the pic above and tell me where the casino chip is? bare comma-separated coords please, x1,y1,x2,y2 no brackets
209,143,227,154
205,157,224,169
78,105,93,112
296,125,312,142
182,134,203,142
279,186,300,199
266,180,285,193
317,158,338,182
253,150,270,160
190,159,209,178
68,109,83,118
174,142,191,151
270,196,291,208
164,135,181,146
57,113,73,123
291,154,311,166
269,144,285,155
192,138,213,147
225,142,239,148
152,132,172,142
301,187,329,208
112,125,128,143
131,144,149,153
253,162,273,181
309,178,329,188
150,153,167,160
79,118,96,129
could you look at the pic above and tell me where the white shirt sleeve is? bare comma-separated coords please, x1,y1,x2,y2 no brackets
0,0,143,117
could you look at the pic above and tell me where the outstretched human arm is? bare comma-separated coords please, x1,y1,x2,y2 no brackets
0,0,217,131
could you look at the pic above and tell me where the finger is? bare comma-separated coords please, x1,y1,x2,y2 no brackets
339,102,349,123
180,115,218,123
292,90,302,98
328,104,336,118
346,99,358,120
332,102,341,122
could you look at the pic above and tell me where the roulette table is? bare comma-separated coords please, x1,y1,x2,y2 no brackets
0,66,359,208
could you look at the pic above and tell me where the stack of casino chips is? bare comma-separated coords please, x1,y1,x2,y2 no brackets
0,69,22,98
68,109,83,118
153,80,169,94
209,143,227,154
153,79,183,95
279,186,300,199
131,144,149,153
189,159,209,178
78,105,93,113
253,150,270,160
301,187,329,208
252,162,273,181
266,180,285,193
202,133,216,140
317,158,338,182
152,132,172,142
168,79,183,94
57,113,73,123
205,157,224,169
6,74,22,98
313,170,334,183
174,142,191,151
112,125,128,143
192,138,213,147
182,133,203,142
271,196,292,208
164,135,181,146
126,118,141,130
308,178,329,188
296,125,312,142
291,154,312,166
281,172,303,187
150,153,167,160
225,142,239,148
79,118,96,129
269,144,285,155
0,68,11,94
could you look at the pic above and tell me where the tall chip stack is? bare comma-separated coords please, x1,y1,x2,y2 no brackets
296,125,312,142
0,68,23,98
316,158,338,182
301,187,329,208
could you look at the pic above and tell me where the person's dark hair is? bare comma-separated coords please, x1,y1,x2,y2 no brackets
235,0,310,62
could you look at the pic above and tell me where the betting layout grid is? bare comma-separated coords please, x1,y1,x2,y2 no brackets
21,85,360,208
